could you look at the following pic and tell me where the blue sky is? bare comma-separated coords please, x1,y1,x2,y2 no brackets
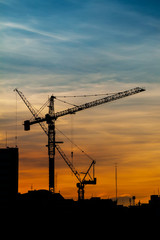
1,0,160,91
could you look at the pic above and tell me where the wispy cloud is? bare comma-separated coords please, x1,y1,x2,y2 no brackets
1,0,160,85
0,0,15,6
0,22,82,42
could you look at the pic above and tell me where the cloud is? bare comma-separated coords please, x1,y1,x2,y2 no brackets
1,0,160,86
0,22,78,42
0,0,14,6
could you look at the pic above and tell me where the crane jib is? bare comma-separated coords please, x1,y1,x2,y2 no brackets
24,87,145,127
54,87,145,119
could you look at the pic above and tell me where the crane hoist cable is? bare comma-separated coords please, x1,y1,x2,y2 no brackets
55,97,76,164
55,126,96,162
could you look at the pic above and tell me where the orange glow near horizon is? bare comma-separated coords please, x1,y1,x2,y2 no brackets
1,83,160,205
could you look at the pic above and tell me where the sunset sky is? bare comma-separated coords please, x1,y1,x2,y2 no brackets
1,0,160,204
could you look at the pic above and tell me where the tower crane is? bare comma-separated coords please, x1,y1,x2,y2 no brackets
14,88,96,200
14,87,145,198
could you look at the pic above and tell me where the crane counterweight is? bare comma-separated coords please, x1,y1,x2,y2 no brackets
24,120,30,131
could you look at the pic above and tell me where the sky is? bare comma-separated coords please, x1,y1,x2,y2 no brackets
1,0,160,204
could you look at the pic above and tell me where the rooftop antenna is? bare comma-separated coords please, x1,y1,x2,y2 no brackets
115,163,118,205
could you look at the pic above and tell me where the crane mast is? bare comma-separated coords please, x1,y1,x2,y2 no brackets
14,86,145,197
48,96,56,192
14,89,56,192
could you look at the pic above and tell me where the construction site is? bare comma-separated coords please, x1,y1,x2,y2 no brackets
1,86,160,218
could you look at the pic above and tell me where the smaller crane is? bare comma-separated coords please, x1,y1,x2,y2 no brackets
55,144,96,200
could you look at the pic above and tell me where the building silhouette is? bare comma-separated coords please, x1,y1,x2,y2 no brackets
0,147,19,202
0,146,160,221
